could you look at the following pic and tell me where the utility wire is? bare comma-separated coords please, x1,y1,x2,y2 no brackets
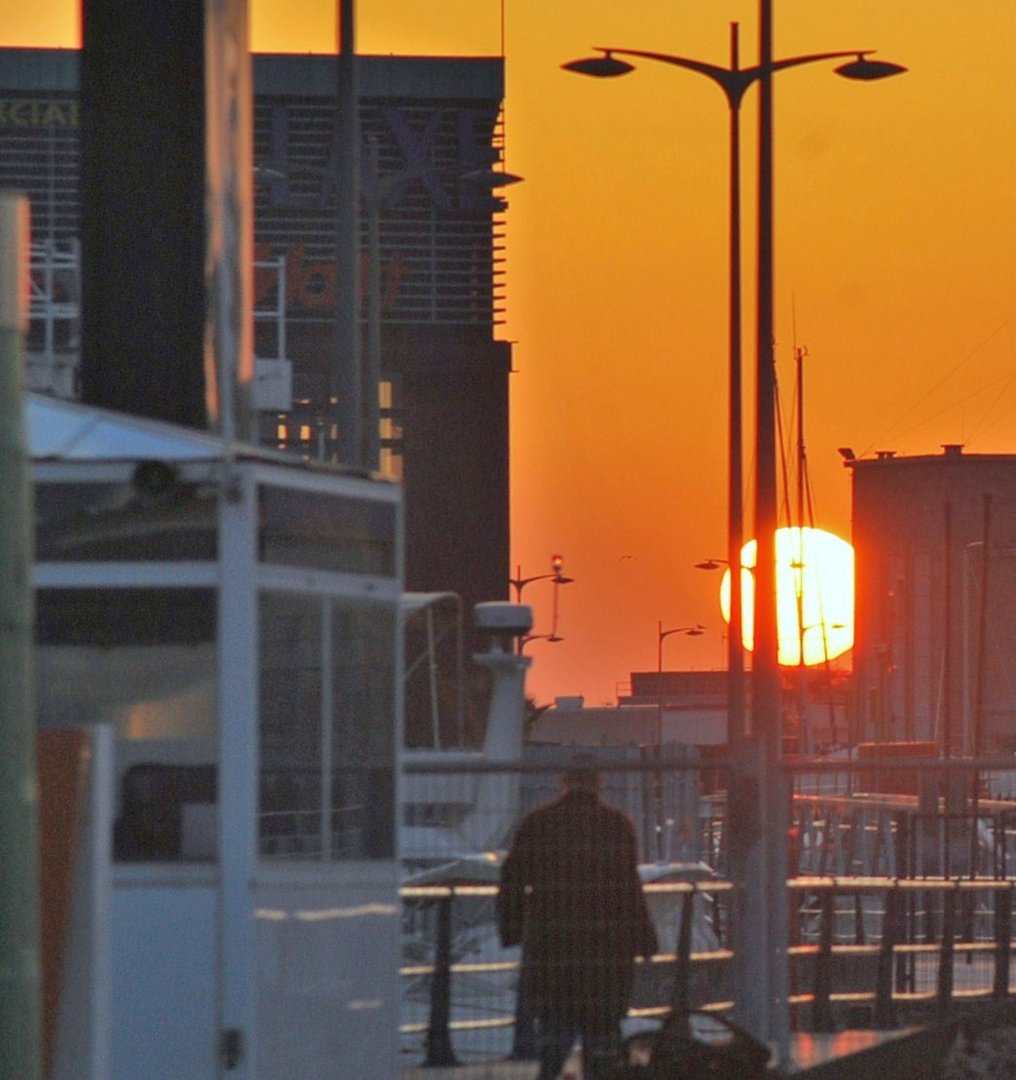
859,310,1016,457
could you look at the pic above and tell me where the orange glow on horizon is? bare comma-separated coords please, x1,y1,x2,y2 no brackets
720,527,854,666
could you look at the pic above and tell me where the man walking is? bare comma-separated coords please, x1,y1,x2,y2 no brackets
497,760,657,1080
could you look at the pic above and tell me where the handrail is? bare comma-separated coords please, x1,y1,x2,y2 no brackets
399,875,1016,1059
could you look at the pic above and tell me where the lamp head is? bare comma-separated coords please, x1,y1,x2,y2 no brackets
835,54,907,81
562,51,635,78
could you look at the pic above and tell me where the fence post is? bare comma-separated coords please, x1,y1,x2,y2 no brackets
811,886,835,1033
671,887,695,1018
874,885,899,1030
711,884,724,948
993,884,1012,1001
853,891,866,947
424,892,458,1067
936,884,957,1020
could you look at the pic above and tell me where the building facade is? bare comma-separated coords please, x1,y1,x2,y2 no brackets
0,47,511,634
849,445,1016,752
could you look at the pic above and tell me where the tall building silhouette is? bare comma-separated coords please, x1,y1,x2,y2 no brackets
1,47,511,640
849,445,1016,752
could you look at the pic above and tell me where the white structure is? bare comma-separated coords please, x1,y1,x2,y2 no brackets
31,394,402,1080
530,702,727,748
400,601,532,868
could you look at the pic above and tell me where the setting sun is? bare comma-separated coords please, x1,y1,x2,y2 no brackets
720,526,854,666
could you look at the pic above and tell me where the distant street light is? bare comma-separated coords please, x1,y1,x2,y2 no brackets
656,621,707,752
509,555,575,655
653,621,706,860
657,621,706,678
508,554,573,600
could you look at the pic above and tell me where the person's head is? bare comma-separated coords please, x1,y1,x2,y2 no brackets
563,754,601,795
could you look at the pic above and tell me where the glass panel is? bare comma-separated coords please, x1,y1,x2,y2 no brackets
331,601,396,860
258,485,396,576
34,588,217,862
257,592,396,861
35,479,217,561
259,592,323,859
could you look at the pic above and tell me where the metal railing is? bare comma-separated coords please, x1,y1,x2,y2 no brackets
397,754,1016,1068
398,875,1016,1068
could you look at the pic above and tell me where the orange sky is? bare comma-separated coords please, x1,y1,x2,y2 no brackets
5,2,1016,706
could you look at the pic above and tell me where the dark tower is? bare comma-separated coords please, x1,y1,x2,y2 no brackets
79,1,209,427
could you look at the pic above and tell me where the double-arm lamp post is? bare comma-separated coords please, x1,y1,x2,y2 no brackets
510,555,575,654
565,23,904,751
565,2,905,1059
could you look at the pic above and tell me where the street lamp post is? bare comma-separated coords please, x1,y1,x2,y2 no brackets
509,555,575,654
654,622,705,861
565,32,900,751
565,2,905,1056
656,620,706,743
657,622,706,681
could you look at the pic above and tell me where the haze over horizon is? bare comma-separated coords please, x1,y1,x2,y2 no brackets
5,1,1016,706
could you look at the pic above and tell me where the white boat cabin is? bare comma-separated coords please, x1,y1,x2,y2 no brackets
30,394,403,1080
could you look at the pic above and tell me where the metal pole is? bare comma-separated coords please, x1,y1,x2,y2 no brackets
656,621,665,861
756,0,791,1061
796,348,807,752
722,17,769,1054
0,191,42,1080
549,576,562,639
727,22,745,751
334,0,362,465
204,0,254,446
424,894,458,1067
942,499,953,760
973,495,991,760
364,135,382,472
970,495,991,877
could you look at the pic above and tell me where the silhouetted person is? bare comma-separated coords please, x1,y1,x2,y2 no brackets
497,761,657,1080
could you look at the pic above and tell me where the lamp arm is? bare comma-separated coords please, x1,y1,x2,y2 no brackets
595,45,753,104
768,48,873,75
595,46,876,107
510,572,554,590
